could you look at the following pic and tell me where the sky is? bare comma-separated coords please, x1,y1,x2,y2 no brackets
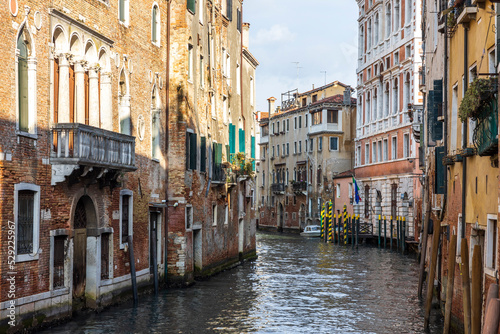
243,0,359,113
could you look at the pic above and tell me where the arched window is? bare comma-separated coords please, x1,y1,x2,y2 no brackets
395,0,400,31
152,3,160,45
386,4,392,38
374,13,380,44
119,69,131,135
17,24,36,134
317,166,322,185
393,78,399,114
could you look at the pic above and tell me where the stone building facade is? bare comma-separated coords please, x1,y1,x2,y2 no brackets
257,82,356,232
354,0,423,240
0,0,258,331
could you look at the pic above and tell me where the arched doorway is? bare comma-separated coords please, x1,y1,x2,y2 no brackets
278,203,284,232
73,196,97,303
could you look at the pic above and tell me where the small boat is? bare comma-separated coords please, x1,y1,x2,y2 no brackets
300,225,321,237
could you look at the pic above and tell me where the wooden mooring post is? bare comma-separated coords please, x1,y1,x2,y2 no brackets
471,244,482,334
390,216,393,251
383,216,387,249
378,215,381,249
396,216,400,251
461,238,471,334
424,218,440,329
443,234,457,334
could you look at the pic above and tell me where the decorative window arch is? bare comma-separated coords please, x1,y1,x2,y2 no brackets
152,2,160,45
16,22,36,134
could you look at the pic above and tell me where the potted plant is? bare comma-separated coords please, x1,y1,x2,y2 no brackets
458,77,497,122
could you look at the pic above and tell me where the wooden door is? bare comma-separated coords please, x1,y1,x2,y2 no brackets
73,201,87,298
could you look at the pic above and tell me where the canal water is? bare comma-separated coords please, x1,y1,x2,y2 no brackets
43,232,443,333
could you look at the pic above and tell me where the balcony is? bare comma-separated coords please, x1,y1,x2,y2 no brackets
474,99,498,156
456,0,477,24
51,123,136,185
271,183,285,194
292,181,307,194
212,163,227,184
259,135,269,145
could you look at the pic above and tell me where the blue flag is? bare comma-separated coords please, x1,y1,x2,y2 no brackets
352,177,361,204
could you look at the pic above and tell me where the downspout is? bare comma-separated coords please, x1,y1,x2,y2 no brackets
164,0,171,280
462,24,468,239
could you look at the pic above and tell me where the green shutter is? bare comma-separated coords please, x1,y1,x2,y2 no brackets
189,133,197,170
225,145,230,163
435,146,445,194
239,128,245,153
217,143,223,164
187,0,196,13
229,123,235,155
428,80,443,143
152,6,157,42
251,136,256,170
18,57,29,132
200,136,206,172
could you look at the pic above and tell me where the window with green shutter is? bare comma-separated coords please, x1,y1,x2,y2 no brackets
229,123,236,158
186,132,197,170
200,136,206,172
435,146,445,194
239,128,245,153
187,0,196,13
251,136,255,170
18,34,29,132
428,80,443,144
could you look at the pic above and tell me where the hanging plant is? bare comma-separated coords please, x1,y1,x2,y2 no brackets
458,77,497,122
229,152,255,179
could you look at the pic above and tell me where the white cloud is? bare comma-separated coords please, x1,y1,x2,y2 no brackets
254,24,296,45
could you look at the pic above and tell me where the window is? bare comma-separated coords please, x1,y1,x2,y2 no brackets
486,216,497,271
152,110,160,160
53,235,66,288
329,137,338,151
327,110,338,124
299,141,302,153
200,56,204,88
286,143,289,155
403,133,410,158
317,166,322,184
152,4,160,45
187,0,196,13
372,142,377,162
298,116,302,128
312,111,322,125
120,190,133,247
378,141,382,162
119,0,130,25
200,136,206,172
15,183,40,262
302,98,307,107
365,143,370,164
336,184,341,198
286,119,290,132
212,204,217,226
100,233,111,280
348,183,353,199
394,51,399,65
17,25,36,134
383,139,388,161
237,8,242,32
294,117,297,129
312,94,318,103
489,48,496,74
277,145,280,157
294,142,297,154
186,131,197,170
392,136,397,160
282,143,285,156
226,0,233,20
318,137,323,151
188,44,194,81
309,138,313,151
199,0,204,24
305,114,308,127
224,205,229,225
186,205,193,229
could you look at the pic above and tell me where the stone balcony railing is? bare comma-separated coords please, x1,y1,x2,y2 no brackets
271,183,285,194
51,123,136,178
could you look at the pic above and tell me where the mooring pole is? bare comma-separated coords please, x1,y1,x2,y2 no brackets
443,234,457,334
424,218,440,329
402,217,406,254
461,238,472,334
356,215,359,250
390,216,393,251
484,298,500,334
333,214,337,244
152,229,159,295
128,235,138,304
384,216,387,249
378,215,381,249
471,244,482,334
396,216,400,251
351,215,355,249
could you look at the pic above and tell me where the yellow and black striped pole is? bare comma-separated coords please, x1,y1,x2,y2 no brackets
328,201,333,243
343,205,348,245
320,203,325,241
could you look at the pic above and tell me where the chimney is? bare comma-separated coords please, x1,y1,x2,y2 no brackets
242,23,250,49
268,97,276,115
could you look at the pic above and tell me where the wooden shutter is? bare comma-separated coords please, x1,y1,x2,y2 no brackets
237,9,242,32
187,0,196,13
217,143,223,164
239,128,245,153
200,136,206,172
18,55,29,132
229,123,235,155
251,136,255,170
84,71,89,125
435,146,445,194
190,133,197,170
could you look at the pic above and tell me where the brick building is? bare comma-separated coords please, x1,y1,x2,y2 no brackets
354,0,423,240
0,0,258,331
257,82,356,232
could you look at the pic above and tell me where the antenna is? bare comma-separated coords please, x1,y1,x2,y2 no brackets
320,71,327,86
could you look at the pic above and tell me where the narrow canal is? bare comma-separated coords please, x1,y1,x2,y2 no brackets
43,232,443,333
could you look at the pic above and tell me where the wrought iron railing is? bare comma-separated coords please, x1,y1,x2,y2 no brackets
292,182,307,192
212,163,226,183
271,183,285,193
474,98,498,156
51,123,136,170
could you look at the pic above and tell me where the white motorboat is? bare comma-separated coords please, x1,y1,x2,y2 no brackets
300,225,321,237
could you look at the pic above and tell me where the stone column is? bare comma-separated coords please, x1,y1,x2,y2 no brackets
58,54,71,123
88,65,100,128
73,59,86,124
100,71,113,131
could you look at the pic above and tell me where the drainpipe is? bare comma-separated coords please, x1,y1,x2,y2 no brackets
462,24,468,239
164,0,171,280
442,7,449,220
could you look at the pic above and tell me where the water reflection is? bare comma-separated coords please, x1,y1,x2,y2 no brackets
43,232,442,333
